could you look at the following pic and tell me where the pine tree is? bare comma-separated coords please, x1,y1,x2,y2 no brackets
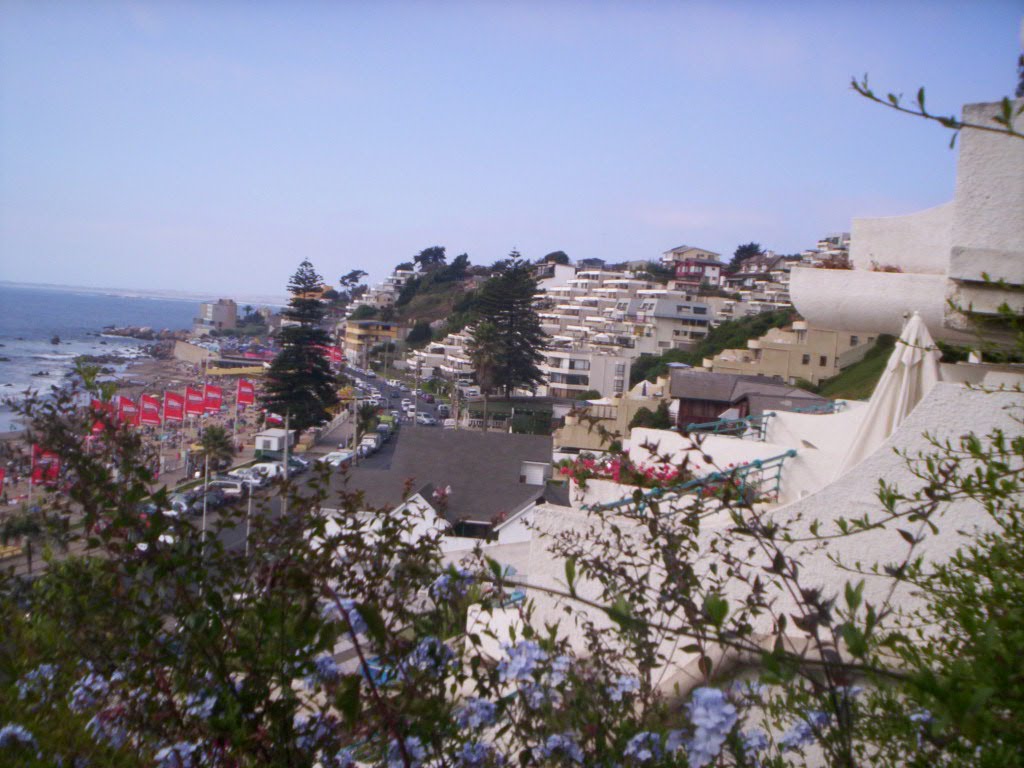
261,260,340,434
472,254,546,398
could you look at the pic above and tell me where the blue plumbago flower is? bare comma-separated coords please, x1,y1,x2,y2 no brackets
457,741,499,767
325,748,356,768
387,735,426,768
402,636,455,677
743,729,769,755
497,641,547,684
909,709,933,724
608,674,641,702
455,698,498,730
155,741,200,768
310,654,341,686
624,732,663,763
86,707,130,750
322,598,368,636
666,730,686,753
69,670,110,713
0,723,39,752
17,663,58,701
779,711,830,752
184,692,217,719
682,687,738,768
536,733,584,763
548,655,572,686
835,685,864,701
294,713,336,752
520,682,558,711
430,568,474,602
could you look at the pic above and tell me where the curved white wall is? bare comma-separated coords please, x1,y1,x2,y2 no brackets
849,202,952,275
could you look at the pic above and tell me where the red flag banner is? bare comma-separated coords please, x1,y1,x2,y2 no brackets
237,379,255,406
265,412,284,426
31,444,61,485
185,387,205,416
314,344,344,364
204,384,223,413
118,396,141,426
90,398,113,434
164,391,185,422
140,394,162,426
0,467,5,488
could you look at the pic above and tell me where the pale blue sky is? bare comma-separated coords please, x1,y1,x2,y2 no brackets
1,1,1020,297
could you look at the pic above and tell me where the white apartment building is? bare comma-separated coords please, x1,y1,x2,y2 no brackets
351,269,417,315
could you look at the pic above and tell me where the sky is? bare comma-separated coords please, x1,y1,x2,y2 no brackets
1,1,1020,300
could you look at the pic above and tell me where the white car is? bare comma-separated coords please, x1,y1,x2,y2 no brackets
318,451,354,468
416,413,437,426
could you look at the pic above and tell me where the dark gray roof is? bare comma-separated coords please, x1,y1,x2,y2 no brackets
335,428,552,526
669,370,826,408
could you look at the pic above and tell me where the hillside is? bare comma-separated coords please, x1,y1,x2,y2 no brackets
816,334,895,400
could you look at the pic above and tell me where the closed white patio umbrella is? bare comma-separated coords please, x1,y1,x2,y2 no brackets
837,312,941,476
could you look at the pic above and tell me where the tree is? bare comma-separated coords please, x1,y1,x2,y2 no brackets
413,246,447,271
627,401,672,430
261,260,340,434
540,251,570,265
729,241,764,271
199,425,234,470
405,321,433,347
394,261,414,271
473,255,547,398
337,270,368,305
467,320,501,433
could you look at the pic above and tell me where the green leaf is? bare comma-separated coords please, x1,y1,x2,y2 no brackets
845,580,864,612
841,624,868,658
564,557,577,595
703,594,729,627
336,674,361,723
358,602,388,645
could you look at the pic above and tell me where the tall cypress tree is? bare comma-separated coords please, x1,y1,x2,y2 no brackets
472,254,546,398
262,260,340,434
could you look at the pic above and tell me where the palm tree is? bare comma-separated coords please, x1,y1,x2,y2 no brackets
1,505,67,575
468,321,501,434
356,402,378,441
200,425,234,471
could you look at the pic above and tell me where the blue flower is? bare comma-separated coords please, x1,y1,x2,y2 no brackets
388,736,426,768
294,713,336,752
402,637,454,677
779,711,829,752
497,641,546,684
0,723,38,753
69,670,109,713
17,663,58,702
456,698,497,729
86,707,130,750
683,687,738,768
608,674,641,702
311,654,341,686
184,692,217,719
457,741,499,767
430,568,474,602
520,682,557,710
742,728,769,755
624,732,662,763
322,598,368,636
154,741,200,768
536,733,583,763
548,655,572,686
325,749,356,768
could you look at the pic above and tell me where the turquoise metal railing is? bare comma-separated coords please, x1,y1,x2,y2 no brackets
586,449,797,513
792,401,845,414
684,412,774,441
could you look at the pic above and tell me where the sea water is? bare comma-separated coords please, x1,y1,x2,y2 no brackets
0,283,198,429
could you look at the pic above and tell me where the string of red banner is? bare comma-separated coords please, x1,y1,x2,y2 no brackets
89,379,256,431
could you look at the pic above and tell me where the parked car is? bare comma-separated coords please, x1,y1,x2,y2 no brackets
317,451,354,469
420,393,435,404
401,398,412,407
207,478,248,499
228,468,268,489
437,404,450,417
416,413,437,426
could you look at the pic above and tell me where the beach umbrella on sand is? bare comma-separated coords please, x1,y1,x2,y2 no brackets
837,312,941,477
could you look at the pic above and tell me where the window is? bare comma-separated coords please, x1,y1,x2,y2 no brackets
615,363,625,374
850,335,859,346
693,307,707,314
819,355,828,367
801,354,810,365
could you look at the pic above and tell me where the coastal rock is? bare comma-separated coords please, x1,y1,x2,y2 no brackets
102,326,189,342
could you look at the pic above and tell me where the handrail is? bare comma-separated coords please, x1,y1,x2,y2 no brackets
684,412,774,441
791,401,845,414
585,449,797,513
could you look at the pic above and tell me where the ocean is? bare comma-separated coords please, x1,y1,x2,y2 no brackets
0,283,198,429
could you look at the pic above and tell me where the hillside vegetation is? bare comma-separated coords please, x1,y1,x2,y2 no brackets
815,334,895,400
631,309,796,385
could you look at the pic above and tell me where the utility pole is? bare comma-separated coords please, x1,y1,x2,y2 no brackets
281,412,290,517
201,450,209,539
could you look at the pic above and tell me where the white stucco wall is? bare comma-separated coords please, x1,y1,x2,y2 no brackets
849,202,952,275
789,267,975,341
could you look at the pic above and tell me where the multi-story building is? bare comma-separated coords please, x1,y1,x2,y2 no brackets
673,255,724,287
705,320,876,386
343,320,402,365
660,245,720,268
540,345,632,399
193,299,237,336
350,269,417,315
